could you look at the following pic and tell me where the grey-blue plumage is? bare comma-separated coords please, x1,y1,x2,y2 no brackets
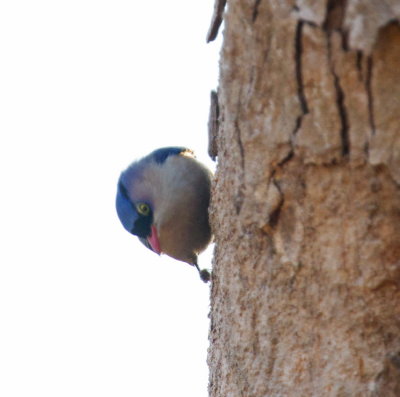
116,147,212,282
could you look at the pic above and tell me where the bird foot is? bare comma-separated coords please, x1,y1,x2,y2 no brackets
194,263,211,283
199,269,211,283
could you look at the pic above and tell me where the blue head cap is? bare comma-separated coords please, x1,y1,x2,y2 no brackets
115,179,138,234
116,147,191,238
149,146,190,164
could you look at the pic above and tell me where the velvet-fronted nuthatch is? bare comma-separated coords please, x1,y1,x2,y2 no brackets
116,147,212,282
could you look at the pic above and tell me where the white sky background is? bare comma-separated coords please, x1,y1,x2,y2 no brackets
0,1,221,396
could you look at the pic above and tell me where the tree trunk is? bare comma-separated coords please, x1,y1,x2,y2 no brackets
208,1,400,396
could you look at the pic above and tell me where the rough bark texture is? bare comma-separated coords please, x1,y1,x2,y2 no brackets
208,1,400,396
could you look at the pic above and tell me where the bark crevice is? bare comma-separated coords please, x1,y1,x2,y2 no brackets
252,0,262,23
323,0,347,33
293,20,309,136
234,116,245,215
235,118,245,171
366,55,376,136
327,34,350,157
268,179,284,228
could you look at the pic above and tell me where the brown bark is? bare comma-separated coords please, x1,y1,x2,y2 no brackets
208,1,400,396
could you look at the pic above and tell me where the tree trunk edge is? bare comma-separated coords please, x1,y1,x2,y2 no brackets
208,1,400,396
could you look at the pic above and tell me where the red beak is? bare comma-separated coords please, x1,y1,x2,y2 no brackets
147,225,161,255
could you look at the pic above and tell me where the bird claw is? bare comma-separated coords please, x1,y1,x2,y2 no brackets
199,269,211,283
194,263,211,283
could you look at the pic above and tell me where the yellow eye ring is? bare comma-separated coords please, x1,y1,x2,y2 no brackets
136,202,150,216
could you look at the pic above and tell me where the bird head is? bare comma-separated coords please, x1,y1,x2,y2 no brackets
116,178,161,254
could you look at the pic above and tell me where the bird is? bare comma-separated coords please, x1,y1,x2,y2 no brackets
116,147,212,282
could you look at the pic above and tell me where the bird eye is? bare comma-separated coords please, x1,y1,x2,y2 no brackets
136,203,150,216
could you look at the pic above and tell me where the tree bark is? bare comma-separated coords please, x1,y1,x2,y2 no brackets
208,1,400,396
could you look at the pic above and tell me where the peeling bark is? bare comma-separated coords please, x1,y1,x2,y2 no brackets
368,23,400,184
206,0,227,42
208,1,400,396
208,90,219,161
